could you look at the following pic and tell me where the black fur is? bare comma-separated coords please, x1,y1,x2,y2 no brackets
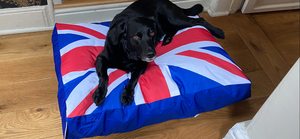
92,0,225,106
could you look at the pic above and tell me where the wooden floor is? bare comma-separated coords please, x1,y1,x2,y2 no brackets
0,10,299,139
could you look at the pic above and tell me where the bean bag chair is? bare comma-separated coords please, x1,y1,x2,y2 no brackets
52,21,251,139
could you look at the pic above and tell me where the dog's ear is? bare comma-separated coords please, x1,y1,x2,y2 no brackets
107,20,127,46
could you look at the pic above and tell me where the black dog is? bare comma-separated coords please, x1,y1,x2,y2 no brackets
92,0,225,106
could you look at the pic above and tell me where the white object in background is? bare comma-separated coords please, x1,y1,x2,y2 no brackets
242,0,300,13
223,58,300,139
208,0,244,17
223,121,251,139
246,58,299,139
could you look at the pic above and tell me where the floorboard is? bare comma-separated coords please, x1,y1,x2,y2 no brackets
0,56,56,86
0,31,53,62
228,12,291,86
0,78,58,113
251,10,300,67
0,104,62,139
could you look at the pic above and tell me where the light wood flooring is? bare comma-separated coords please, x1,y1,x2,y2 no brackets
0,10,299,139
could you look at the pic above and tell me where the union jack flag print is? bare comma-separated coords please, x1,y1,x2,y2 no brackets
52,21,251,139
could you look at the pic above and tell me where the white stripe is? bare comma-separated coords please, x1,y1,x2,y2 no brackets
159,65,181,97
156,41,245,81
156,55,250,86
63,68,117,90
76,23,109,36
57,30,100,40
60,38,105,56
188,15,200,19
106,74,129,97
85,103,97,115
84,71,129,115
160,26,208,41
107,68,118,75
64,122,67,139
175,25,208,36
156,41,235,66
197,48,233,64
156,41,220,61
62,68,96,84
66,72,98,117
197,48,242,70
134,83,145,105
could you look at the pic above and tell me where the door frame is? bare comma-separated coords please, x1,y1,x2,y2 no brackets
242,0,300,13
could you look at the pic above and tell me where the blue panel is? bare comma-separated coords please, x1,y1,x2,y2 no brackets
57,34,89,49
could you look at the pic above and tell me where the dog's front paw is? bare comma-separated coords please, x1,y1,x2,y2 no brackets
121,89,134,106
92,87,107,106
213,28,225,39
162,35,173,46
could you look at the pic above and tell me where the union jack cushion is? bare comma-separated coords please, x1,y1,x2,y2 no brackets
52,21,251,139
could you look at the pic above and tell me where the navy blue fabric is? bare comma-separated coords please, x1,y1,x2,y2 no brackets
52,26,67,135
64,84,250,138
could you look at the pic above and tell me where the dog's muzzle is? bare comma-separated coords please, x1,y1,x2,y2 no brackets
140,51,157,62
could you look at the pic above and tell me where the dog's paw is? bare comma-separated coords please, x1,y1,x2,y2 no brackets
213,28,225,39
92,87,106,106
121,89,134,106
162,36,173,46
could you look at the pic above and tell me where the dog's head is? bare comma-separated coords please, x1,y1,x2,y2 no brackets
108,17,160,62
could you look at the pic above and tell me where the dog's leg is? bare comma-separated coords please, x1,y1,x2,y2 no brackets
121,62,147,105
92,56,109,106
182,4,203,16
162,3,225,39
193,17,225,39
162,29,177,46
172,16,224,39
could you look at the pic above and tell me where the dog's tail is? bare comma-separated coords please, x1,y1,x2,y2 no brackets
182,4,203,16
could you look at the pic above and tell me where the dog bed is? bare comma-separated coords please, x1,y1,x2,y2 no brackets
52,21,251,139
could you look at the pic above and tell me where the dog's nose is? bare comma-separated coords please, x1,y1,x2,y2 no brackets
147,52,156,58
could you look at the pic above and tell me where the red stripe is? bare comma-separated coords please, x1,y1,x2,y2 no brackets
176,50,248,80
108,70,127,87
138,62,171,103
68,87,97,118
56,23,106,40
61,46,104,76
156,28,217,57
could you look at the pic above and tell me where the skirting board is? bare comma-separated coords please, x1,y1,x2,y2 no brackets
207,9,230,17
55,0,211,24
0,6,51,35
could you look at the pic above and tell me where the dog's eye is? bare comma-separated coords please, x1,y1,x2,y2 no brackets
133,36,139,40
150,32,155,36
